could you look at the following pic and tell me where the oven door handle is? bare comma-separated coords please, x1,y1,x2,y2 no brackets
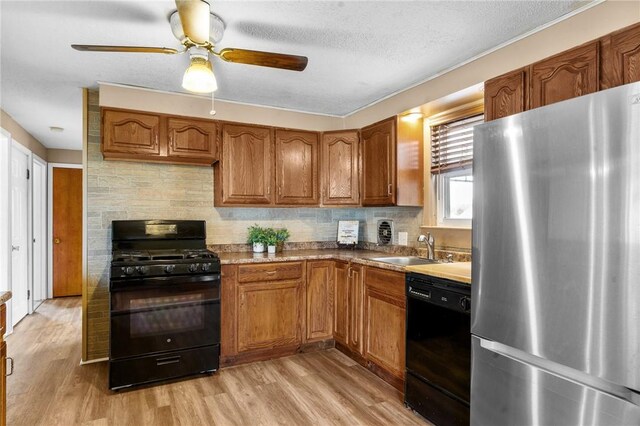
156,355,181,366
110,273,221,292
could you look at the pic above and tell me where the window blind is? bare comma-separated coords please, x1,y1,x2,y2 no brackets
430,114,484,174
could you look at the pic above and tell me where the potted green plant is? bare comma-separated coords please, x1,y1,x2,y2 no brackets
247,224,268,253
274,228,290,252
266,230,278,254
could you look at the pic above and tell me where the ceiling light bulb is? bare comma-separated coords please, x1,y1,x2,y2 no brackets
182,57,218,94
400,112,423,122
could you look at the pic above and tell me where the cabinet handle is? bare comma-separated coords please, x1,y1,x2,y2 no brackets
169,134,173,149
265,270,277,275
6,357,13,376
388,183,393,196
267,185,271,195
278,186,282,196
154,133,159,148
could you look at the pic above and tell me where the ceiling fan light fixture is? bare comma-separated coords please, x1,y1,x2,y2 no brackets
182,56,218,93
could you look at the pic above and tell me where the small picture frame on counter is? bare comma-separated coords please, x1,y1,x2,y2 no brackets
337,220,359,249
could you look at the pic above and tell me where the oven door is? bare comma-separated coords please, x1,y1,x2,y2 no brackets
406,286,471,403
110,274,220,360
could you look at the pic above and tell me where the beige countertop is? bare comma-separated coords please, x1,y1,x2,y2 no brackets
405,262,472,284
0,291,12,304
219,249,408,272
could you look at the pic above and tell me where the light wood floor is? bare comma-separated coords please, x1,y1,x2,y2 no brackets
6,298,427,425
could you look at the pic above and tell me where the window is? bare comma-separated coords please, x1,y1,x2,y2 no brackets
431,114,483,227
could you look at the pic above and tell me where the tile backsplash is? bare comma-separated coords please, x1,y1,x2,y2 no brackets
85,90,423,360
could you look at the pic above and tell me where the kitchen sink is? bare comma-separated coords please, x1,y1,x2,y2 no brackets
367,256,440,266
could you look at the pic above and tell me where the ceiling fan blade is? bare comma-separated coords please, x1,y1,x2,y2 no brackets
72,45,178,54
175,0,210,45
217,48,308,72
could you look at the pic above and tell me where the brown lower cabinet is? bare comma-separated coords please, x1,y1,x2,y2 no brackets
363,268,406,385
306,261,334,341
220,260,406,391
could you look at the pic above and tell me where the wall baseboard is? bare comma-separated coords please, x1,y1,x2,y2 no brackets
80,357,108,365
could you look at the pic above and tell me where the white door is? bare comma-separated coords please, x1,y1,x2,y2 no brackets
32,157,47,310
11,144,29,325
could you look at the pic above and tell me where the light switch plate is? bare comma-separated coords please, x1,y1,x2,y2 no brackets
398,231,408,246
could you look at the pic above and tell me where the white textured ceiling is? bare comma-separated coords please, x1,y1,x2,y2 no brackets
1,0,591,150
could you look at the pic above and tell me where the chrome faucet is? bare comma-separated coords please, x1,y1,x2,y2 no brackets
417,233,435,260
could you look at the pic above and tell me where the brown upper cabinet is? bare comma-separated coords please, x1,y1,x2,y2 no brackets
102,108,218,165
103,109,161,157
167,117,217,161
486,22,640,122
530,41,599,109
601,22,640,89
361,118,396,206
484,68,528,121
321,130,360,206
275,129,319,205
215,123,273,206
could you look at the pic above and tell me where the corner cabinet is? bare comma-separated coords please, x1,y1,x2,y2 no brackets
347,264,364,354
214,123,273,206
101,108,218,165
361,118,396,206
275,129,319,205
321,130,360,206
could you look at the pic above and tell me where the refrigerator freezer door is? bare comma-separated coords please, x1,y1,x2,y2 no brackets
471,337,640,426
472,82,640,391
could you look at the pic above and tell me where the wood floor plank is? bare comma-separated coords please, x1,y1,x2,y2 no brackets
6,298,428,425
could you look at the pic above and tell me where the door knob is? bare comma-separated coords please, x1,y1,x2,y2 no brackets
54,238,61,244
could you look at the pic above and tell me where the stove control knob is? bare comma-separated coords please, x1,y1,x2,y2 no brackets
188,264,198,273
460,297,471,312
201,263,211,272
138,266,149,275
164,265,175,274
124,267,135,276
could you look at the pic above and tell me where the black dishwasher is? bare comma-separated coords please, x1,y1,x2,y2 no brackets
405,272,471,425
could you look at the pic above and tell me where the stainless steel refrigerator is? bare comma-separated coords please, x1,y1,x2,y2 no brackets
471,81,640,425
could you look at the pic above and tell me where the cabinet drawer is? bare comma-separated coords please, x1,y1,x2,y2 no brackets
237,262,303,283
365,267,405,301
0,304,5,337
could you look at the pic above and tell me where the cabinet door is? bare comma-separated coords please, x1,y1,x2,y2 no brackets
601,22,640,89
275,129,319,205
348,264,364,354
364,267,406,379
484,68,528,122
167,117,217,162
220,123,273,205
334,261,349,346
306,261,334,342
237,280,302,352
361,118,396,206
102,109,161,156
530,42,599,109
321,130,360,206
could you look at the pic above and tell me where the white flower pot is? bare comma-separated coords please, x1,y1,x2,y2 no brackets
267,245,276,254
252,242,265,253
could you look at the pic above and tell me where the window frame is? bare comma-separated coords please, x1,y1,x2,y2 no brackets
436,168,473,228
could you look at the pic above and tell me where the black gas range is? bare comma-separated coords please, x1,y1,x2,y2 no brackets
109,220,221,390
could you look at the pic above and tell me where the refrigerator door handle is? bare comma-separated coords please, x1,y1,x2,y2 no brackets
479,338,640,406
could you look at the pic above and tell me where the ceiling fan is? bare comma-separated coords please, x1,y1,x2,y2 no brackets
71,0,308,94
